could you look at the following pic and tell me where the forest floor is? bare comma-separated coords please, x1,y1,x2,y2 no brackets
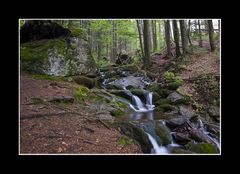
20,74,141,154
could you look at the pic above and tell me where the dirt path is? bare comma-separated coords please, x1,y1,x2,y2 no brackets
20,74,141,154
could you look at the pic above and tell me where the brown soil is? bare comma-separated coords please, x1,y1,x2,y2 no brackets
20,74,141,154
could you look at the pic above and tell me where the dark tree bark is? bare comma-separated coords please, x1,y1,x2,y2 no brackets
187,20,193,47
172,20,181,58
152,20,157,52
208,20,215,52
136,20,144,57
143,20,151,68
198,20,203,47
164,20,171,57
179,20,188,55
218,20,220,32
111,21,118,62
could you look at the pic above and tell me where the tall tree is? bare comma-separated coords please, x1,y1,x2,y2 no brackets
111,21,118,62
198,20,203,47
143,20,151,68
136,20,144,57
208,20,215,52
152,20,157,52
179,20,188,55
187,20,193,47
164,20,171,57
172,20,181,58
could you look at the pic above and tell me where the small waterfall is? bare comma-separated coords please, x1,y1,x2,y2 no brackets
146,133,168,154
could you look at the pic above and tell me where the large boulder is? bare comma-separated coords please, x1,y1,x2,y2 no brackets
172,132,191,145
154,121,172,146
185,142,218,154
179,105,195,117
208,105,220,121
73,75,95,89
115,121,152,153
20,21,97,76
166,117,189,129
167,92,187,104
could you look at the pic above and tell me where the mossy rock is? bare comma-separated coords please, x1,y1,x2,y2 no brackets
114,121,152,153
120,64,139,73
155,98,171,106
109,90,132,101
156,104,177,112
117,135,134,146
171,147,194,154
73,75,95,89
164,81,182,90
154,122,172,146
185,142,218,154
130,89,145,101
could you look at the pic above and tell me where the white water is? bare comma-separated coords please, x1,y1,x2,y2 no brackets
146,133,168,154
130,92,155,112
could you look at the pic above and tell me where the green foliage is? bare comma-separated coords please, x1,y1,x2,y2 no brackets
74,85,90,103
163,71,183,85
117,136,134,146
70,28,87,39
31,97,44,105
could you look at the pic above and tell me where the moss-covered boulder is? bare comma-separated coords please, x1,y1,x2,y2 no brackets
114,121,152,153
73,75,95,89
167,92,188,104
20,21,96,76
185,142,218,154
155,104,178,113
154,121,172,145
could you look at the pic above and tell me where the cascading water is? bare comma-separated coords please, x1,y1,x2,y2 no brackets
146,133,168,154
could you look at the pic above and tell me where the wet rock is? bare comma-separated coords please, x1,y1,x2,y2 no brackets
156,104,178,113
155,121,172,145
109,90,132,101
179,105,195,117
205,123,220,136
73,75,95,89
115,121,152,153
172,132,191,145
189,129,214,144
166,117,189,129
208,105,220,121
185,142,218,154
171,147,194,154
167,92,186,104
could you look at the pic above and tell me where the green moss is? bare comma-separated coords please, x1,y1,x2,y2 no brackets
156,104,177,112
163,71,183,86
74,85,90,103
70,28,87,39
110,109,125,116
155,123,172,146
186,142,218,154
32,74,65,81
117,136,134,146
21,39,67,62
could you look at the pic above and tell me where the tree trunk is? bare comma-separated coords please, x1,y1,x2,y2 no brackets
208,20,215,52
187,20,193,47
218,20,220,32
136,20,144,57
164,20,171,57
198,20,203,47
143,20,151,68
172,20,181,58
111,21,118,62
152,20,157,52
179,20,188,55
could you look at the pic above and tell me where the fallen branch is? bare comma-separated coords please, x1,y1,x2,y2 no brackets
97,119,111,130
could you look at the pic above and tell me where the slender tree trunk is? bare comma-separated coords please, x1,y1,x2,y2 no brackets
187,20,193,47
111,21,117,62
151,20,157,52
179,20,188,55
172,20,181,58
164,20,171,57
143,20,151,68
136,20,144,57
198,20,203,47
218,20,220,32
208,20,215,52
